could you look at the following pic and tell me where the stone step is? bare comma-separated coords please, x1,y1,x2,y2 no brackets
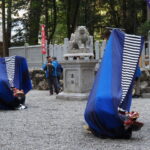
142,93,150,98
56,92,89,100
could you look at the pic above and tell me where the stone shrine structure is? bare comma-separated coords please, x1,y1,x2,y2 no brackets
56,26,97,100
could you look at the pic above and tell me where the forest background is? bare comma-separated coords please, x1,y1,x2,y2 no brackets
1,0,150,56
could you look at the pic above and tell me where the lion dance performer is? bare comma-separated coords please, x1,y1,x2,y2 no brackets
84,29,144,139
0,56,32,110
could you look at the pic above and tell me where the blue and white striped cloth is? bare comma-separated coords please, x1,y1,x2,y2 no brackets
84,29,144,138
5,56,16,87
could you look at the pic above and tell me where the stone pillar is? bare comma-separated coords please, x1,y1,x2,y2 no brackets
95,41,100,60
100,40,106,59
56,59,97,100
64,38,69,55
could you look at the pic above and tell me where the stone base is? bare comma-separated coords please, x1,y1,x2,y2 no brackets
56,92,89,101
142,93,150,98
64,53,94,60
60,60,97,93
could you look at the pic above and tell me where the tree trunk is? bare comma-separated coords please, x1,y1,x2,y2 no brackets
122,0,127,29
48,0,57,44
6,0,12,56
70,0,80,34
66,0,81,39
27,0,43,45
127,0,136,33
44,0,49,53
2,0,6,57
109,0,119,27
66,0,71,38
45,0,48,39
147,5,150,21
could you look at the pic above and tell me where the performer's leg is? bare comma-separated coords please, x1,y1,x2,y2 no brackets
19,95,26,105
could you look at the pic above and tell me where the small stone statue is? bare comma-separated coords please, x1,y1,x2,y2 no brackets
69,26,91,52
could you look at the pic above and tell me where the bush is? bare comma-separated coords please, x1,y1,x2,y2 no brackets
137,21,150,39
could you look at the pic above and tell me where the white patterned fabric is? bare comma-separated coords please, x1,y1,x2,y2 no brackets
5,56,16,87
120,34,142,105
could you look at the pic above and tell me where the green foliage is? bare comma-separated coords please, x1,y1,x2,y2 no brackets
7,0,149,46
137,21,150,39
53,23,67,44
11,0,29,46
52,0,67,43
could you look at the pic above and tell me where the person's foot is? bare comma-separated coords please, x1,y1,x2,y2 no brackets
83,125,92,134
49,91,53,95
55,90,59,95
15,104,27,110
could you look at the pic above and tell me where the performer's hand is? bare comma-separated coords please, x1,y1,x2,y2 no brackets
13,88,24,98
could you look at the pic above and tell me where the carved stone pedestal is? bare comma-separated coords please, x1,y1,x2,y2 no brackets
56,60,97,100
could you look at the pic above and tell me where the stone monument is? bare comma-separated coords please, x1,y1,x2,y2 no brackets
56,26,98,100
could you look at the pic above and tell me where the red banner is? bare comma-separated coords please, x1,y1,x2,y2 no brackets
41,24,46,54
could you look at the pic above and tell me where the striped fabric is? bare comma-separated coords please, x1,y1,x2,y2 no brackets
120,34,142,105
84,29,144,138
5,56,16,87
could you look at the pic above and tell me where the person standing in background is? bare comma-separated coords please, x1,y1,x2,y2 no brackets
42,56,59,95
52,57,63,91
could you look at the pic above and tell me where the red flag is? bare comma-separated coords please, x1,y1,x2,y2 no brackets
41,24,46,54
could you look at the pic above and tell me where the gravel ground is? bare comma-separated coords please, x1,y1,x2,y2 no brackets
0,90,149,150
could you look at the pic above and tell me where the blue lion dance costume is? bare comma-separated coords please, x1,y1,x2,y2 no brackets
0,56,32,110
84,29,144,139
